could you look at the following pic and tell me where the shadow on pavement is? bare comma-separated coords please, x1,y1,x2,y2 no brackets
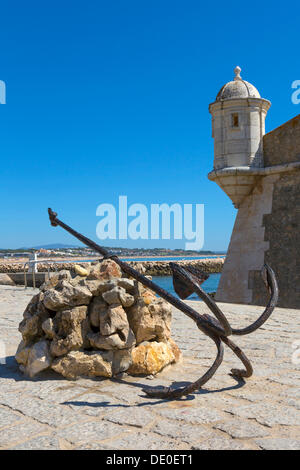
1,356,246,409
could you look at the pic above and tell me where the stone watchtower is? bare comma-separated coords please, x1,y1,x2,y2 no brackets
208,66,271,208
208,66,300,308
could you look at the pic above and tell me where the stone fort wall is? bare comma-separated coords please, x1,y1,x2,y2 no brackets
250,171,300,308
215,173,276,305
216,114,300,308
263,114,300,167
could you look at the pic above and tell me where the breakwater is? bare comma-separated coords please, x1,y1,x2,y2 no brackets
0,257,224,276
129,258,224,275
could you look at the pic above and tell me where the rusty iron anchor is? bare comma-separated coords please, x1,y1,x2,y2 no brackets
48,208,278,399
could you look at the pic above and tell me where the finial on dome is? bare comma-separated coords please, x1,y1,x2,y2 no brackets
234,66,242,81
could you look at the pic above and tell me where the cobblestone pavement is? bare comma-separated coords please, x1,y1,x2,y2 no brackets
0,286,299,450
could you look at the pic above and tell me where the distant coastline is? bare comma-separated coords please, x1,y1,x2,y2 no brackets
0,254,226,263
123,255,227,258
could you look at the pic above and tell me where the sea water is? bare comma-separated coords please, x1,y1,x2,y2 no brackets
152,273,220,300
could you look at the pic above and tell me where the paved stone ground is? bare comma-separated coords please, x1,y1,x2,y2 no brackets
0,285,299,450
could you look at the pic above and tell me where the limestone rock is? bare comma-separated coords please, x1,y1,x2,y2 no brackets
54,305,88,337
24,340,52,378
127,298,172,344
19,298,50,344
168,337,182,363
141,290,156,305
102,286,123,305
50,306,89,357
43,281,92,310
119,291,135,308
23,293,43,318
88,326,136,350
16,265,179,381
128,341,176,375
0,273,15,286
79,279,116,296
69,275,84,286
87,259,122,281
102,285,135,308
19,314,42,344
89,296,107,328
42,318,56,339
99,304,129,336
51,350,113,379
112,349,132,375
15,340,31,366
74,264,89,277
40,270,71,291
117,278,135,293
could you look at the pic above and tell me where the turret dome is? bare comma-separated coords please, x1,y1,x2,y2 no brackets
216,66,261,101
208,65,271,208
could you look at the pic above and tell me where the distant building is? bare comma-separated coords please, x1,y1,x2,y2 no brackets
37,249,51,255
208,67,300,308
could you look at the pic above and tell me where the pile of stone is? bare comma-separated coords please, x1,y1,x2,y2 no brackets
15,259,181,379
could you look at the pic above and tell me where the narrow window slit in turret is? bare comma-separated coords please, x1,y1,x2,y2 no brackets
232,113,239,128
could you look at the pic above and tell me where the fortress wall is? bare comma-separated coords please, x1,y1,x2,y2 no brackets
250,171,300,308
215,173,279,305
263,114,300,167
216,114,300,308
216,170,300,308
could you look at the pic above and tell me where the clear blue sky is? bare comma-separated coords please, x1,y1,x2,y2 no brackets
1,1,299,250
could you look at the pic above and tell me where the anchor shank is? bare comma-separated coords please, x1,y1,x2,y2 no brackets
48,208,205,326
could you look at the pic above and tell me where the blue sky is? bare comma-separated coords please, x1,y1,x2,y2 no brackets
0,1,299,250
